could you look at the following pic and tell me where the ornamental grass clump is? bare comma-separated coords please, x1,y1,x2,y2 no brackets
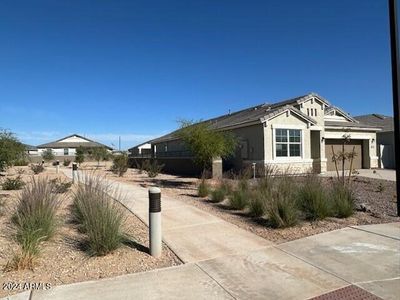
229,188,249,210
197,177,210,197
72,175,125,256
330,183,355,218
297,175,332,220
8,177,60,270
265,176,298,228
210,186,226,203
248,189,267,218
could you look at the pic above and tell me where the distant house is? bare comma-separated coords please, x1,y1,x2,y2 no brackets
354,114,395,169
145,93,381,175
35,134,113,160
23,144,38,156
128,142,152,157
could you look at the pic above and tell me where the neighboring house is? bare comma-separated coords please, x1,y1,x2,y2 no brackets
35,134,113,160
354,114,395,169
146,93,381,175
23,144,38,156
128,142,152,157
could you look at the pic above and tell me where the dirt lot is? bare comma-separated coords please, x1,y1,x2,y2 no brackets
84,162,399,245
0,166,181,298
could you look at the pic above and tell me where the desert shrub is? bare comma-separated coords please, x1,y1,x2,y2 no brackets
2,176,25,190
41,149,55,162
17,168,25,175
0,161,7,172
75,146,85,165
89,147,109,166
297,175,331,220
197,178,210,197
145,160,164,178
30,164,44,174
50,178,72,193
63,159,71,167
71,176,125,256
111,154,128,177
13,159,29,166
265,177,298,228
0,130,26,171
140,159,150,172
330,183,355,218
210,186,226,203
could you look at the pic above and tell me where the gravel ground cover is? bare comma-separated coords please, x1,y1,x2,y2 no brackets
0,166,181,298
89,162,399,244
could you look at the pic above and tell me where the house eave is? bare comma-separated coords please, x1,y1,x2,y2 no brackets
324,126,382,132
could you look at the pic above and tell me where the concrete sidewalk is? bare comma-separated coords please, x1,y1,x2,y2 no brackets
62,169,272,263
6,223,399,300
4,170,398,300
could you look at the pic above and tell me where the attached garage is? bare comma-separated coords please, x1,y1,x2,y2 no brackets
325,139,363,171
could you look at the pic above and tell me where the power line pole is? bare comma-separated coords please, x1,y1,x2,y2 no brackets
119,136,121,151
389,0,400,216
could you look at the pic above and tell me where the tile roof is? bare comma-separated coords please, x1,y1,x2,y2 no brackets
354,114,394,132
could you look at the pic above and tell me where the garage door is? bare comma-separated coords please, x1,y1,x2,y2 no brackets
325,139,363,171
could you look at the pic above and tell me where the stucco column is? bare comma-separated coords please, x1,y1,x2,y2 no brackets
369,138,379,168
320,129,327,173
212,157,223,179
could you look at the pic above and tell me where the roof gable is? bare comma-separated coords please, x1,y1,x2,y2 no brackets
58,135,91,143
324,106,358,123
261,105,317,125
37,134,113,149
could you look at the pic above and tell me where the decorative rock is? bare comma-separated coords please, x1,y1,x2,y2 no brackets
357,203,372,213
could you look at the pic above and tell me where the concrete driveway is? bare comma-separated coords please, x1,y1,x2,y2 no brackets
322,169,396,181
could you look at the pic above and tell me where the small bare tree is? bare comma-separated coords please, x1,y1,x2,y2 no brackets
331,133,357,186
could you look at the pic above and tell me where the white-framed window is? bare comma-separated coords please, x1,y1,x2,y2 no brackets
64,148,69,155
275,129,302,157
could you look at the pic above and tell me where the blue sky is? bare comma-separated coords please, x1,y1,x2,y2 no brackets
0,0,394,149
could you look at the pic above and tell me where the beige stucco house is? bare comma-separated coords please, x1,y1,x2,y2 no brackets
144,93,381,175
34,134,113,162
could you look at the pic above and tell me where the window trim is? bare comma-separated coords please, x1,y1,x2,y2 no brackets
64,148,69,156
272,125,304,161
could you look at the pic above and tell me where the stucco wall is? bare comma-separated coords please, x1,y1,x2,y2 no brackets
264,112,311,162
230,124,264,161
296,98,325,125
37,148,77,156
